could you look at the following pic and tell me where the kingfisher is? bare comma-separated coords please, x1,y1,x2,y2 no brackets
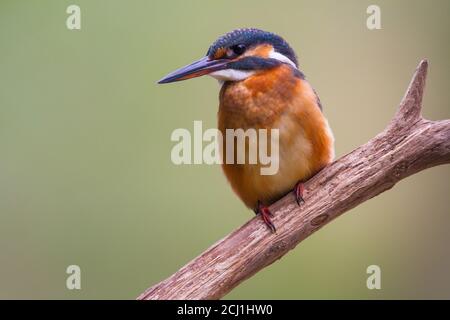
158,28,334,232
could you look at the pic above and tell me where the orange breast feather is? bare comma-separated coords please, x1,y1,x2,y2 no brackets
218,65,334,209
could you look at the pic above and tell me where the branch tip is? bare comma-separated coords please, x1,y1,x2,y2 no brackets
394,59,428,125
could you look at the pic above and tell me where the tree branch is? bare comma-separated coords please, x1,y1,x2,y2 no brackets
138,59,450,300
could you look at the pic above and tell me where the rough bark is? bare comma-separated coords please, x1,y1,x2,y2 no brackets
138,59,450,300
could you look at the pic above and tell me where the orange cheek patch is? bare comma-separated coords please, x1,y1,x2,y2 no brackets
244,65,292,96
244,44,273,59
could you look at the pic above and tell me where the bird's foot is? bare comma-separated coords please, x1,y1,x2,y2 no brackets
254,201,276,233
294,181,305,205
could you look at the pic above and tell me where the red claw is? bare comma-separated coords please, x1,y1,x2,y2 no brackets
254,201,276,233
294,182,305,205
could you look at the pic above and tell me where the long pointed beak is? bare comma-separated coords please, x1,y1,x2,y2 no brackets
158,56,228,84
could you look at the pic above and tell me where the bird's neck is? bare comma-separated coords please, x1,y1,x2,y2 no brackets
218,64,303,128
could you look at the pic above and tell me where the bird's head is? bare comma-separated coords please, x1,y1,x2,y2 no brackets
158,28,298,84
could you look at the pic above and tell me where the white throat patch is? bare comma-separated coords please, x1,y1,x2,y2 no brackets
209,69,255,82
268,50,297,69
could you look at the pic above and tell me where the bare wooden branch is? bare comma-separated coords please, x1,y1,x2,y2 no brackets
138,59,450,300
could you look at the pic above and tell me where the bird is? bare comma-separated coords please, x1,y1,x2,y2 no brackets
158,28,334,233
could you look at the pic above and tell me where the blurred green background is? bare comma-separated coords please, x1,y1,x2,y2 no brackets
0,0,449,299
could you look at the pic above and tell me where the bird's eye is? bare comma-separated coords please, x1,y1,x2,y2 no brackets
231,44,246,55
